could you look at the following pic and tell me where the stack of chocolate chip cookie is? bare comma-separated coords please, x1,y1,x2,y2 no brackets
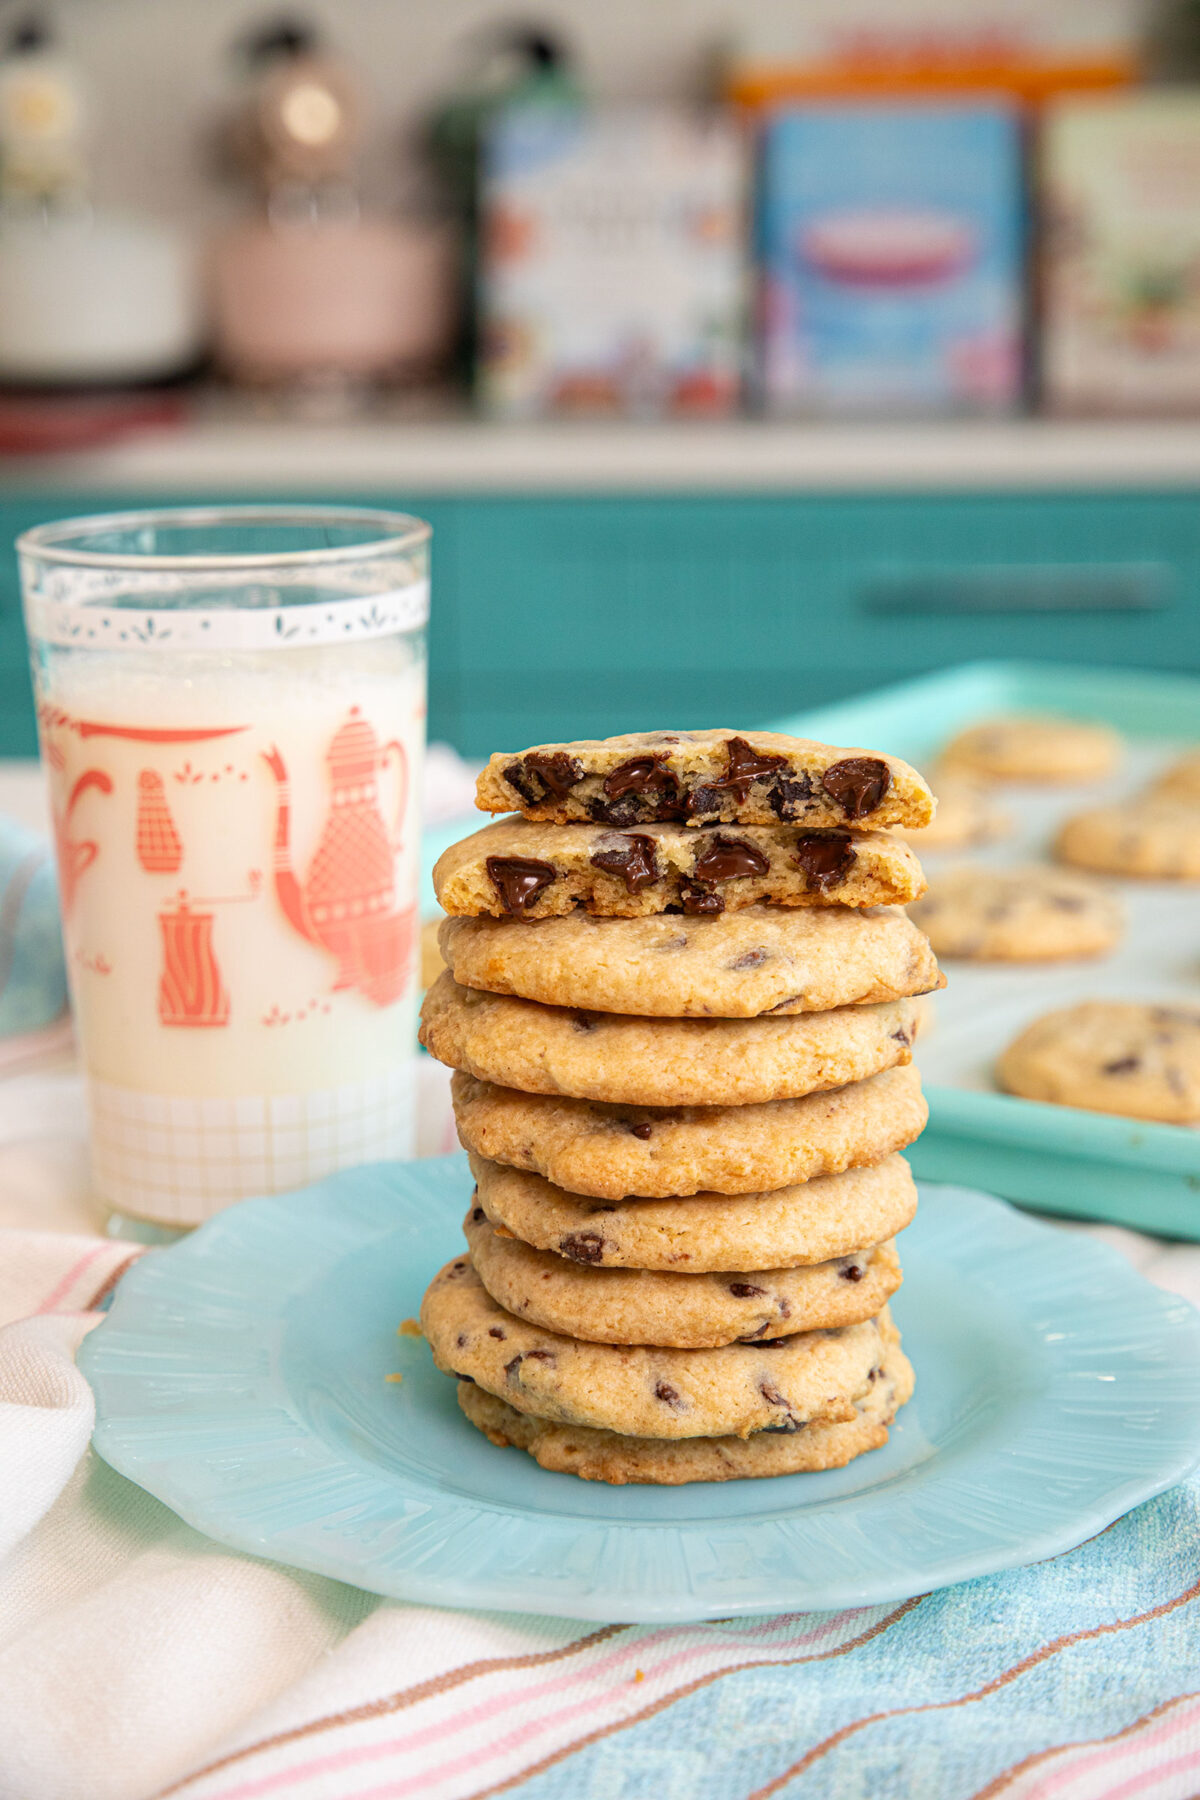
417,728,941,1486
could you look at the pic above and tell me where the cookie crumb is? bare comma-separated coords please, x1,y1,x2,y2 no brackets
397,1319,423,1338
385,1372,404,1384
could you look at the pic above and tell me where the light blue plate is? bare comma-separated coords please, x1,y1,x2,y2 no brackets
80,1155,1200,1623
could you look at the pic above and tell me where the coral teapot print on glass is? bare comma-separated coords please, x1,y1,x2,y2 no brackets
19,506,429,1229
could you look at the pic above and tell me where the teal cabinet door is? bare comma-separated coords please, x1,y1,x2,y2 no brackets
446,492,1200,752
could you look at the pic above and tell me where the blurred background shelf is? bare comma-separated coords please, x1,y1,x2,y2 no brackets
5,414,1200,494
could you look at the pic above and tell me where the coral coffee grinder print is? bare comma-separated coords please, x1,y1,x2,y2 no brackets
158,893,231,1028
264,708,415,1007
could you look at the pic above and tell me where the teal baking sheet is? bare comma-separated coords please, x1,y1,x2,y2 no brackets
771,659,1200,1239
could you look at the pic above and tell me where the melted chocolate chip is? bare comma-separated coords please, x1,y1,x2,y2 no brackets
502,762,538,805
685,784,725,820
679,879,725,916
572,1013,597,1033
471,1206,485,1222
728,1282,767,1298
456,1333,468,1347
759,1381,794,1410
728,948,769,970
629,1122,653,1140
559,1231,605,1264
715,736,789,797
486,855,556,914
1103,1055,1141,1075
891,1027,911,1046
521,750,584,799
767,774,816,822
821,757,892,821
793,831,856,892
488,1325,506,1339
454,1372,475,1384
654,1381,684,1408
603,754,680,807
590,833,660,893
753,1337,795,1349
692,835,770,883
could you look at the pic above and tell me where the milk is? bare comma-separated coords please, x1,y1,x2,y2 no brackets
37,636,424,1225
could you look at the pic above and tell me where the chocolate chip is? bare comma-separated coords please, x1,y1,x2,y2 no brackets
793,831,856,892
767,774,816,822
603,754,680,812
502,762,538,805
821,757,891,820
488,1326,506,1339
471,1207,485,1222
737,1323,776,1342
572,1013,597,1032
456,1333,468,1347
486,855,556,914
505,1348,555,1382
680,879,725,915
868,1365,882,1383
559,1231,605,1264
590,833,660,893
839,1261,865,1282
728,1282,767,1298
685,784,724,820
655,933,689,952
452,1261,466,1271
767,993,805,1012
728,948,769,970
760,1419,804,1433
753,1337,796,1350
715,735,789,797
692,835,770,883
654,1381,684,1408
629,1122,653,1139
521,750,584,799
759,1380,795,1411
1103,1055,1141,1075
454,1372,475,1384
891,1027,911,1046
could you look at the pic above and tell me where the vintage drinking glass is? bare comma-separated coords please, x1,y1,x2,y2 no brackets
19,506,429,1229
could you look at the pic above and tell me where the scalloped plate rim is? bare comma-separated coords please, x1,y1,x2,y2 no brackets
80,1156,1200,1622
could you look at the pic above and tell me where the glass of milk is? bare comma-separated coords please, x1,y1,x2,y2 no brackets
18,506,429,1231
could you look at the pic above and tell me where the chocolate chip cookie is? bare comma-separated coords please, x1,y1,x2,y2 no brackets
438,903,942,1018
433,819,924,920
420,974,918,1105
469,1151,919,1271
1056,802,1200,880
941,715,1120,783
464,1208,901,1348
450,1063,928,1199
1151,750,1200,805
998,1000,1200,1122
457,1335,913,1483
908,865,1123,961
476,729,934,832
421,1255,896,1438
897,773,1011,851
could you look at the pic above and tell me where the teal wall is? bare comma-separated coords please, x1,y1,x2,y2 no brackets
3,488,1198,755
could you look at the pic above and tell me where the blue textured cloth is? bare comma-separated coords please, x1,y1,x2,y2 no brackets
511,1481,1200,1800
0,815,66,1036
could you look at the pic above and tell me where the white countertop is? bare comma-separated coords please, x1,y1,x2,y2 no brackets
6,415,1200,494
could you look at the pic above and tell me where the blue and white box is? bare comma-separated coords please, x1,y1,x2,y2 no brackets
758,104,1025,415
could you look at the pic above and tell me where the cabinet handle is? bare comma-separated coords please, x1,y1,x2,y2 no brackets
858,563,1171,615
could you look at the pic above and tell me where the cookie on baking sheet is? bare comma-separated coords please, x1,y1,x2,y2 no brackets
457,1338,914,1484
908,864,1123,962
1151,750,1200,805
469,1151,919,1272
464,1207,902,1348
438,903,943,1018
1056,802,1200,880
433,819,924,921
998,1001,1200,1123
420,974,917,1106
941,715,1120,783
420,1255,895,1439
475,728,934,832
897,773,1011,851
450,1063,928,1199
